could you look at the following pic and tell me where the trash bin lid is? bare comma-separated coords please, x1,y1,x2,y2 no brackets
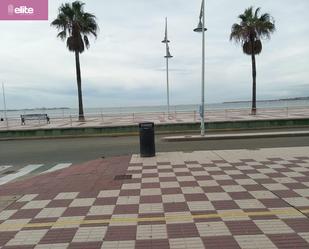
139,122,154,128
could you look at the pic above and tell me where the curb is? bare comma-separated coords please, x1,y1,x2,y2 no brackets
163,131,309,142
1,118,309,140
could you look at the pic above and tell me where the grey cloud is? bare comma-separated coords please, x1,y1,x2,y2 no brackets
0,0,308,109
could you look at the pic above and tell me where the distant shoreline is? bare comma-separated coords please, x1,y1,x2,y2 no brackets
1,107,70,112
1,97,309,112
223,97,309,104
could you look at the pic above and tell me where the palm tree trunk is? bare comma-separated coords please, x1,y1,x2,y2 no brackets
251,40,257,115
75,50,85,121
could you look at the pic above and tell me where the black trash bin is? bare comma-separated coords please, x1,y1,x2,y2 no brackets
139,122,156,157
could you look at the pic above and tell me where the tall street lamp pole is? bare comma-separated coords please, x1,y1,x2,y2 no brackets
2,83,8,128
194,0,207,136
162,17,173,117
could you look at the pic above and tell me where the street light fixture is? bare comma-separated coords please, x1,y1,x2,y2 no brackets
162,17,173,118
194,0,207,136
194,20,207,33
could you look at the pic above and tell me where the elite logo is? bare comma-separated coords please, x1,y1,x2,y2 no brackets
1,0,48,20
8,4,34,15
7,4,14,15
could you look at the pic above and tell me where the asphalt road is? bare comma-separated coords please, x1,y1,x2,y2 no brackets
1,129,309,166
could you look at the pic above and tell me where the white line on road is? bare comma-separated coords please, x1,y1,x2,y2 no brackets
0,166,12,172
43,163,72,174
0,164,43,186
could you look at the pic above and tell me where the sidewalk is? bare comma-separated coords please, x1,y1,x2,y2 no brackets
163,130,309,141
1,107,309,131
0,147,308,248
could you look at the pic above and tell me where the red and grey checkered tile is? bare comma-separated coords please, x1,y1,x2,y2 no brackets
0,148,309,248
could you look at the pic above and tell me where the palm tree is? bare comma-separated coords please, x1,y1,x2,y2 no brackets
230,7,275,115
51,1,99,121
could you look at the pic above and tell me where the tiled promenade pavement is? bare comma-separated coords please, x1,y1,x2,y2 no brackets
0,147,309,248
1,107,309,131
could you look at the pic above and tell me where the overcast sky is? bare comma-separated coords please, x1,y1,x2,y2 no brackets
0,0,308,109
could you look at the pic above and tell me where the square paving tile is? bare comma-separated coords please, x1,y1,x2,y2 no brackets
39,228,77,244
17,194,39,202
88,205,115,216
268,234,309,249
234,234,276,249
139,203,164,214
137,224,167,240
225,220,264,236
101,240,135,249
54,193,79,200
36,208,66,219
72,226,107,242
0,210,17,221
67,241,102,249
22,201,51,210
167,223,199,238
69,198,95,208
202,235,241,249
253,219,294,234
196,221,231,237
169,237,204,249
34,243,69,249
104,226,137,241
7,229,48,246
135,239,170,249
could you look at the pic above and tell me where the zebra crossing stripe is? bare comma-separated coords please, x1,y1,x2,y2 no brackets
0,164,43,186
0,166,12,172
43,163,72,174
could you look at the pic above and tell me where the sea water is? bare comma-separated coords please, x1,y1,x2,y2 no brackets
1,99,309,119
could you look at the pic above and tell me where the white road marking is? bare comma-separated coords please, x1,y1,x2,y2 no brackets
0,166,12,172
43,163,72,174
0,164,43,185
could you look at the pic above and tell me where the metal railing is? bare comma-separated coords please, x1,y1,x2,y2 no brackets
0,106,309,130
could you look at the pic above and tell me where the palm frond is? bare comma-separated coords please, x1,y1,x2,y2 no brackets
50,13,68,29
259,13,271,22
51,1,99,53
59,3,75,21
57,30,67,40
80,13,99,38
84,35,90,49
254,7,261,19
230,23,243,42
66,34,84,53
230,6,275,55
244,6,254,19
72,1,85,13
242,40,262,55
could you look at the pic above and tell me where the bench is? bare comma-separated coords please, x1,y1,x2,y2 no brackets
21,114,50,125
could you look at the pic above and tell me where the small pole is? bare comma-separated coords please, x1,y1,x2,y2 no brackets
166,57,170,116
194,0,206,136
162,17,173,120
165,18,170,117
70,115,72,127
2,83,8,129
200,0,206,136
